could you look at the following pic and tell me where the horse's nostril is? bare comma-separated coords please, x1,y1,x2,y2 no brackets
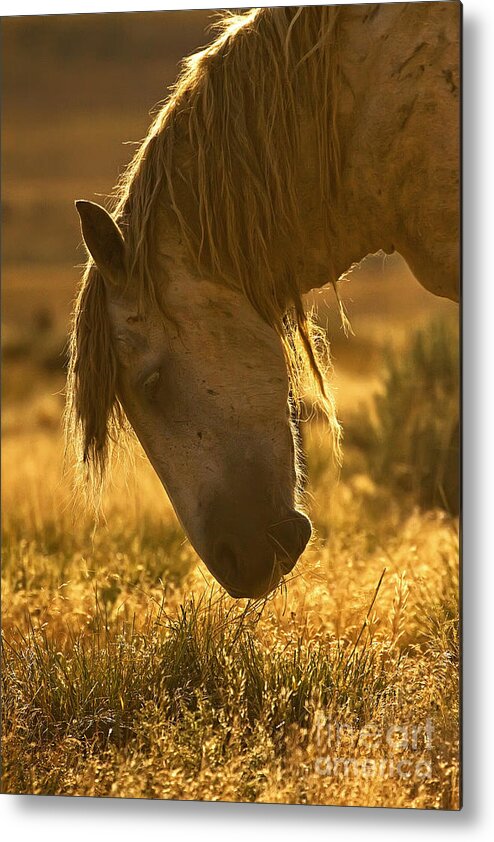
268,511,312,572
214,539,239,576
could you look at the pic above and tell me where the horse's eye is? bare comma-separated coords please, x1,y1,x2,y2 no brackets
142,369,160,399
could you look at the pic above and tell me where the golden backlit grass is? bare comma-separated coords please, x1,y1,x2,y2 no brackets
1,324,460,808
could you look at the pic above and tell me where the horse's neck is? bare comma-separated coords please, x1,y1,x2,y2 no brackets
294,112,394,295
299,2,459,301
294,7,404,293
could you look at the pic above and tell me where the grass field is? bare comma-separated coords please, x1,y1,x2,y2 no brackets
1,315,460,807
1,10,460,808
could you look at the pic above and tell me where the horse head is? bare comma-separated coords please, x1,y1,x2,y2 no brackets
75,200,311,599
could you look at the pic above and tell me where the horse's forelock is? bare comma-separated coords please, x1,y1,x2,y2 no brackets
66,264,125,493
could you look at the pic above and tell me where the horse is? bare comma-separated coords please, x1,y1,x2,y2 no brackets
68,4,460,599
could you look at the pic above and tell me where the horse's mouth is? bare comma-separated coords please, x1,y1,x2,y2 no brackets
215,556,283,600
220,563,282,600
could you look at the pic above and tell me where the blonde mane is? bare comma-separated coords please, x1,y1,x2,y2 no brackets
67,6,343,486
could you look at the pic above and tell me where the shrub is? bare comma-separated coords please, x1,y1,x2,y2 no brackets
346,318,459,514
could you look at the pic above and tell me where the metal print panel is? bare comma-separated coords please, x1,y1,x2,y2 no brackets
1,3,461,808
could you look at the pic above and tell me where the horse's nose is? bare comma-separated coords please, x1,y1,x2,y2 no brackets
267,510,312,573
209,510,311,599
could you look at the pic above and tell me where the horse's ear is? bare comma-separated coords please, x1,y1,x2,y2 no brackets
76,200,126,287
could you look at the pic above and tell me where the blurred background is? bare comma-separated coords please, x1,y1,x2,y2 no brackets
2,8,459,506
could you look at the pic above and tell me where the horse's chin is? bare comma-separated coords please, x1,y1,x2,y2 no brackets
221,560,284,600
223,582,279,600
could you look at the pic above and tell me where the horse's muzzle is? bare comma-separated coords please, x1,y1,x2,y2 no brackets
212,510,311,599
